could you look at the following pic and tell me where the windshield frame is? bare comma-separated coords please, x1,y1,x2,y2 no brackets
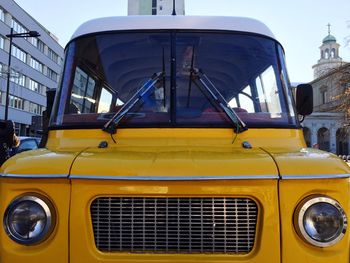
50,29,300,130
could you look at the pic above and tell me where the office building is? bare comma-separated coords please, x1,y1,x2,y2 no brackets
0,0,64,135
128,0,185,15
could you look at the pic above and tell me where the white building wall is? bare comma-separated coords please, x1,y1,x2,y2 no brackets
312,60,344,79
303,112,348,154
157,0,185,15
128,0,152,15
128,0,185,15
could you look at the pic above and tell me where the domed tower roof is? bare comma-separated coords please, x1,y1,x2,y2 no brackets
323,34,336,44
312,23,343,79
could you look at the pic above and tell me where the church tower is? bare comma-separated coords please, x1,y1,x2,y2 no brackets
312,24,343,79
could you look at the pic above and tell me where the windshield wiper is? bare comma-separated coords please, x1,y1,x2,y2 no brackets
190,68,247,133
102,72,164,134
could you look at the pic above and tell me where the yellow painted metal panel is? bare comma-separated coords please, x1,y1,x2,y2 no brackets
0,127,349,262
0,148,79,176
0,179,70,263
266,148,350,175
70,146,278,177
45,128,306,150
70,179,280,263
279,178,350,263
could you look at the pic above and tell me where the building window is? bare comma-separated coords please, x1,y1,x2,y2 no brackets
37,39,45,53
29,102,46,115
11,19,27,34
29,102,44,115
11,19,44,53
9,95,24,110
30,57,43,73
0,7,5,22
325,49,329,59
29,102,38,114
10,69,26,86
48,48,59,64
12,45,27,63
317,127,330,152
28,78,39,92
321,89,327,104
29,36,38,47
152,0,157,15
331,48,336,58
47,67,58,82
28,78,46,94
0,35,4,50
41,85,47,95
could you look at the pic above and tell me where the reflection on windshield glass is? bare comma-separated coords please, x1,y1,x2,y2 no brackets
98,88,113,113
71,67,96,114
52,31,297,128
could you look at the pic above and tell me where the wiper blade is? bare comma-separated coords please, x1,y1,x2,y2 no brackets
102,72,164,134
191,69,247,132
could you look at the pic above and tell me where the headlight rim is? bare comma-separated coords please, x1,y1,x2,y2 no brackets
3,194,56,246
294,195,347,248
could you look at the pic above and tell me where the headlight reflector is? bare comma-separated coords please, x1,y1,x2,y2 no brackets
4,195,55,245
294,196,347,247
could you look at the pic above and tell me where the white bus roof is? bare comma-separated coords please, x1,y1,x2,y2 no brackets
71,16,276,42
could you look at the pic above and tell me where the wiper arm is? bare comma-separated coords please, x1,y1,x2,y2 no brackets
191,68,247,132
102,72,164,134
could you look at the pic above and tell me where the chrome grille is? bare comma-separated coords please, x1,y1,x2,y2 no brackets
91,197,258,254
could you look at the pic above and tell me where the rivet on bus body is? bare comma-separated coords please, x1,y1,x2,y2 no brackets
98,141,108,148
242,141,252,149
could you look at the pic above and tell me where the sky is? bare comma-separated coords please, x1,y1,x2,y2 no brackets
13,0,350,83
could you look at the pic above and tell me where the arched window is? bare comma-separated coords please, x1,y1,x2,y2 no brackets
324,49,329,59
317,127,330,151
319,86,328,104
331,48,336,58
303,127,311,147
336,128,349,155
321,50,324,59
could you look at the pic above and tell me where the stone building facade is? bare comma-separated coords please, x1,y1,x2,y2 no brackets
303,28,349,155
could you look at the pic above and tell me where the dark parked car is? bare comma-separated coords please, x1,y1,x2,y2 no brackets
11,136,41,155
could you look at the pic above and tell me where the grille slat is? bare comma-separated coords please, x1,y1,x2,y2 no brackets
91,197,257,254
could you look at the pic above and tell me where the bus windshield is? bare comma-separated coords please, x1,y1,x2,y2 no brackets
51,31,297,129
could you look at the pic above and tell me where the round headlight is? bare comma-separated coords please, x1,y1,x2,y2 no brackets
294,196,347,247
3,195,55,245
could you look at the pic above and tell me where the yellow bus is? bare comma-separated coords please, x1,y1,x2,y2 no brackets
1,15,349,263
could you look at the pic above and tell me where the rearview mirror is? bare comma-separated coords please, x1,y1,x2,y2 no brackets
296,84,313,116
39,89,56,148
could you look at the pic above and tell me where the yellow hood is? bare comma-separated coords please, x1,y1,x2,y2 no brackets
69,145,278,179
